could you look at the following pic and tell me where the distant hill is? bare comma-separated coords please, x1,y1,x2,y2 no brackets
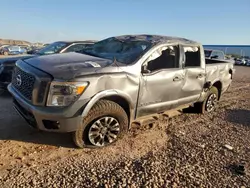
0,38,31,46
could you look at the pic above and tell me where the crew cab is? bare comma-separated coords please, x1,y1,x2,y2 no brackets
0,40,95,90
8,35,235,148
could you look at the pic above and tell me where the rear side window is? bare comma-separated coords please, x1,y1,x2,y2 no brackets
184,46,201,67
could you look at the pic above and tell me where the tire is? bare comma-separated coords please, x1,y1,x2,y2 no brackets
73,100,128,148
3,51,8,56
195,86,219,114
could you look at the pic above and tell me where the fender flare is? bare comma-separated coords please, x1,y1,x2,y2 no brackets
206,78,222,88
81,89,134,118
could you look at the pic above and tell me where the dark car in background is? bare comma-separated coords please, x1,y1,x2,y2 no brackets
0,40,96,91
27,46,44,54
28,41,95,55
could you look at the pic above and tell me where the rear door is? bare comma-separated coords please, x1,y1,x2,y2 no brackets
178,45,206,106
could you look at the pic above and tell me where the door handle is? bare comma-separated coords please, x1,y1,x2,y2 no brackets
197,73,205,79
173,76,182,81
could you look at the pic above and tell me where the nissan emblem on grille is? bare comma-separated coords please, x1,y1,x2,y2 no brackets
12,67,36,101
16,74,22,86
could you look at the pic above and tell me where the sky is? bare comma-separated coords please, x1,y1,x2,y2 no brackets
0,0,249,44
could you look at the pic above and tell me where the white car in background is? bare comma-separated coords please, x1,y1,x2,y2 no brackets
235,58,247,66
246,59,250,66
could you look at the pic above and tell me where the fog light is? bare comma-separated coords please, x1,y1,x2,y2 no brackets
43,120,60,129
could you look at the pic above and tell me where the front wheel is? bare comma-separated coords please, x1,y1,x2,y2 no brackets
73,100,128,148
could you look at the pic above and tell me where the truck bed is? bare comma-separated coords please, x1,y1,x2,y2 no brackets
205,58,235,94
205,58,234,64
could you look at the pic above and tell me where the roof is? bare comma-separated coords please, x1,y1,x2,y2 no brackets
112,34,200,45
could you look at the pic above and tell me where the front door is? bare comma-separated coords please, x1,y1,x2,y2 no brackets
136,45,184,118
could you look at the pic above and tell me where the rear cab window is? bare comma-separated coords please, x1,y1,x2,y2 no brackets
183,46,201,67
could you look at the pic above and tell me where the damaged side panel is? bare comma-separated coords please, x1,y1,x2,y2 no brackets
206,62,234,92
137,69,184,118
179,68,206,105
76,67,140,119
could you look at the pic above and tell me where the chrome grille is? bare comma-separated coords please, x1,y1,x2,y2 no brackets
12,67,35,100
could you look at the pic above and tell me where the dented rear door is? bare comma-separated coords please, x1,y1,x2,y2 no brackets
178,45,206,105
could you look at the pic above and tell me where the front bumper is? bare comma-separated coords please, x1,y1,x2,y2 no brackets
8,84,89,132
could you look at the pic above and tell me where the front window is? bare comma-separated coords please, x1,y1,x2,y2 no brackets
146,45,180,72
81,37,152,64
37,42,68,55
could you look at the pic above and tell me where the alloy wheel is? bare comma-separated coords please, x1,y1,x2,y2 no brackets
88,116,120,147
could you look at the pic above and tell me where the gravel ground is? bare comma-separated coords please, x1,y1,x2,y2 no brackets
0,66,249,188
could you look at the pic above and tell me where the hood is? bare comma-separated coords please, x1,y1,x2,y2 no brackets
0,55,35,66
24,52,114,80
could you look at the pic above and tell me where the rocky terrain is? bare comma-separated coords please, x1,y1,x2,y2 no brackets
0,66,249,187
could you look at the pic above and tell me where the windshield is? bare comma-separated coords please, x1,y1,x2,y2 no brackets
82,37,152,64
204,50,212,57
37,42,68,55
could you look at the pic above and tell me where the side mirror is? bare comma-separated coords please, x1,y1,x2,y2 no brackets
141,65,151,74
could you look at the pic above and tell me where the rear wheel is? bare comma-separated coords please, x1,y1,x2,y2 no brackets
73,100,128,148
195,86,219,114
3,51,8,56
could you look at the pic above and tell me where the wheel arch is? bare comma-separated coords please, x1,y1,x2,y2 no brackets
212,80,222,100
81,90,134,127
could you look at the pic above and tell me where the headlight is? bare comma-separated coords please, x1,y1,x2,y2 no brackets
47,81,88,106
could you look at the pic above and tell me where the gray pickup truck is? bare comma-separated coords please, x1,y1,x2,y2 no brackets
8,35,235,148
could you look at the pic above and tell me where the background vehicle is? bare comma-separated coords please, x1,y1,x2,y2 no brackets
0,40,96,90
8,35,235,148
27,46,44,54
35,40,96,55
0,44,10,49
0,46,23,55
204,49,225,60
246,59,250,66
235,58,248,66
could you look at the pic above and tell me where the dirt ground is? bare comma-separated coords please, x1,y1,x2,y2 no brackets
0,66,249,187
